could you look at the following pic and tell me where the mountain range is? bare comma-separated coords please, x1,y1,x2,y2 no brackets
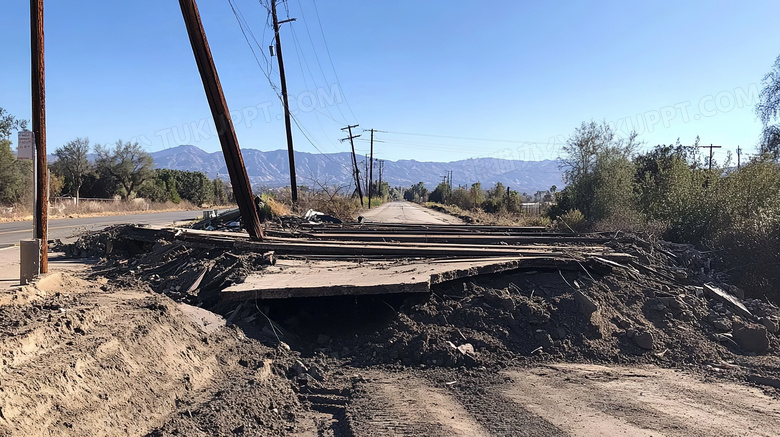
148,145,564,193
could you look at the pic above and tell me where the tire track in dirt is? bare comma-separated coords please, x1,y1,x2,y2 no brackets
347,371,490,436
501,364,780,437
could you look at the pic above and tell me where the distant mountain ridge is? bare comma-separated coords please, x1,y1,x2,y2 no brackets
148,145,563,193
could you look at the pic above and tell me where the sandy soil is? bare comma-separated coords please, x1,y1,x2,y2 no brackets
0,275,307,436
503,364,780,436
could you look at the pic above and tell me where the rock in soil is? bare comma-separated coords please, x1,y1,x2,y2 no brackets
732,321,770,354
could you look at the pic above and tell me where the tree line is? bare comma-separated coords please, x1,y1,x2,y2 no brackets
0,109,232,207
402,180,554,214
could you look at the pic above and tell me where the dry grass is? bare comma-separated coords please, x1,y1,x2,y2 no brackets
0,199,206,223
424,202,549,227
273,190,363,222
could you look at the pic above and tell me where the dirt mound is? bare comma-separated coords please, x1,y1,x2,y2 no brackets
0,286,307,436
235,237,780,385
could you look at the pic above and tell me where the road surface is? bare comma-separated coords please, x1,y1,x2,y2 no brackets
0,210,205,247
359,201,462,224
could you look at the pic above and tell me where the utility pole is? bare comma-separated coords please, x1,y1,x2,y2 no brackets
699,143,722,172
340,125,363,205
271,0,298,202
737,145,742,169
368,129,374,208
378,160,383,199
364,158,369,198
31,0,48,273
179,0,263,240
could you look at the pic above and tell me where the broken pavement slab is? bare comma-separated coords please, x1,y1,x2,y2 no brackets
703,283,755,321
222,257,581,300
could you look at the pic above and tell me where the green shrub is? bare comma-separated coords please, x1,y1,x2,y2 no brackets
558,209,587,233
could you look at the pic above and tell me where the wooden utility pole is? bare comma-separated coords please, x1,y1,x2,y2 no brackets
368,129,374,208
31,0,47,273
271,0,298,202
737,145,742,169
340,125,363,205
699,143,722,172
378,160,383,198
179,0,263,240
364,158,369,199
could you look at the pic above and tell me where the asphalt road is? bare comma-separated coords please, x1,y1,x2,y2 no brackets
0,210,206,247
359,201,463,224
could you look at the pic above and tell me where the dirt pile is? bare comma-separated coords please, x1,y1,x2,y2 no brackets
231,236,780,386
0,285,306,436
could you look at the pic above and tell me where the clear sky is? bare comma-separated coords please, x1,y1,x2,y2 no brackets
2,1,779,164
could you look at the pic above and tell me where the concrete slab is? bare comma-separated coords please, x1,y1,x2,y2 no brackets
222,256,574,300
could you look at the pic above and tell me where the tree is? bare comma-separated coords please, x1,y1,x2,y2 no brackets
758,54,780,157
560,120,638,184
428,181,451,203
48,169,65,198
0,139,32,204
54,137,92,204
403,182,428,203
0,107,27,139
469,182,484,209
0,108,31,205
175,170,214,206
213,178,229,205
558,120,639,218
95,140,154,199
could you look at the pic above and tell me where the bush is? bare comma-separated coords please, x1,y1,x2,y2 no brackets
557,209,587,233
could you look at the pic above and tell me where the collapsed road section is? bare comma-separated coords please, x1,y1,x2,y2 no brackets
3,212,780,436
84,221,635,301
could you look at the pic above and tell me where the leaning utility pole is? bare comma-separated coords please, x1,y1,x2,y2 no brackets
368,129,374,208
179,0,263,240
31,0,48,273
271,0,298,202
340,125,363,205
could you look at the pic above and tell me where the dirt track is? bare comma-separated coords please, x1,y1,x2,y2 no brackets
2,203,780,436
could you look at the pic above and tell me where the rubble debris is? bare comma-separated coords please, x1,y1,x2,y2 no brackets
633,331,655,350
762,317,779,334
573,289,599,315
732,321,770,354
57,224,780,373
303,209,342,224
711,317,733,332
704,283,755,321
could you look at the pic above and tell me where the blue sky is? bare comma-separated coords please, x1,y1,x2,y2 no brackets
2,1,779,164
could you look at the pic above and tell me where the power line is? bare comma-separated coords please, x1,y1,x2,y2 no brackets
383,130,564,145
294,0,350,125
288,25,345,125
229,0,351,174
311,0,358,123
